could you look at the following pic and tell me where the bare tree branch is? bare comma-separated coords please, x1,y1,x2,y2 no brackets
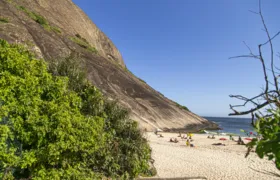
229,55,260,60
229,101,271,116
229,0,280,121
249,10,259,15
259,0,279,95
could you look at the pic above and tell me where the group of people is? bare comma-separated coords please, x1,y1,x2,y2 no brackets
169,137,179,143
178,132,193,140
209,133,246,146
170,132,195,147
207,135,216,139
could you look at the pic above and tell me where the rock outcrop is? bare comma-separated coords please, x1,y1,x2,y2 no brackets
0,0,218,131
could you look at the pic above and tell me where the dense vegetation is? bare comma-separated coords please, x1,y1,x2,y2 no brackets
0,39,153,179
247,110,280,170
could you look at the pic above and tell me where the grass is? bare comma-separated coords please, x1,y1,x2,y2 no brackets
138,77,146,83
70,34,98,54
50,26,61,34
175,102,189,111
0,17,9,23
124,67,147,84
17,6,61,34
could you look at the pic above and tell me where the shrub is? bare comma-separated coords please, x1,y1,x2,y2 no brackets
96,101,152,178
0,39,153,179
47,53,153,178
247,109,280,170
0,39,104,179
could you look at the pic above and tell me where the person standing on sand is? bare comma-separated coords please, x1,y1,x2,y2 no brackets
189,133,193,139
186,139,190,146
178,131,181,137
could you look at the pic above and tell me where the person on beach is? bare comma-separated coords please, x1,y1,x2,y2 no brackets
212,143,225,146
189,133,193,139
186,139,190,146
237,136,245,145
178,131,181,137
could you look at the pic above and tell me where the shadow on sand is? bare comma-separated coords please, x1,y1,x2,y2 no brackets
249,167,280,178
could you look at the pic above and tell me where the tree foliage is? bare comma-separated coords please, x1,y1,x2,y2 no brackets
0,39,152,179
247,110,280,170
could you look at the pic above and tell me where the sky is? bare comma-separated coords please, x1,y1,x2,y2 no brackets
72,0,280,117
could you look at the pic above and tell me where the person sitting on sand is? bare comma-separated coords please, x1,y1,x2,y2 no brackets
158,134,164,138
237,136,245,145
174,138,179,143
170,138,174,142
207,135,211,139
211,135,215,139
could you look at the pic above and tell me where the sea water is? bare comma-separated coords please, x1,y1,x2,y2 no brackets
203,116,255,135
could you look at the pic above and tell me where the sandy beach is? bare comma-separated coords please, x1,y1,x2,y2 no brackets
145,132,280,180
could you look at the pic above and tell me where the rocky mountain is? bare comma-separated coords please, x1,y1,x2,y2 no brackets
0,0,218,131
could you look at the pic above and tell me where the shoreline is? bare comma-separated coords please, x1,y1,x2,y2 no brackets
145,132,279,180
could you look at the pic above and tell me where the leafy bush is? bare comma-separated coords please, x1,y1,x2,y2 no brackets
0,39,105,179
0,39,152,179
70,34,98,54
48,51,153,178
97,101,152,178
247,109,280,170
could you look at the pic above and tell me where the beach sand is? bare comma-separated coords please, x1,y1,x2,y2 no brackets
145,132,280,180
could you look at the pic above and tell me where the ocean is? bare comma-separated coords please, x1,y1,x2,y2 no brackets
203,116,255,135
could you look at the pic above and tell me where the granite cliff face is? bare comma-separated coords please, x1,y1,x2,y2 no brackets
0,0,218,131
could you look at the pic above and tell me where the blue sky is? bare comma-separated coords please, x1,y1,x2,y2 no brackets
72,0,280,117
